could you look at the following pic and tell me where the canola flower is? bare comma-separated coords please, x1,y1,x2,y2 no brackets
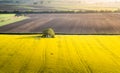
0,35,120,73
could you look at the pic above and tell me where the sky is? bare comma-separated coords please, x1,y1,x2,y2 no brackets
85,0,120,3
60,0,120,3
0,0,120,4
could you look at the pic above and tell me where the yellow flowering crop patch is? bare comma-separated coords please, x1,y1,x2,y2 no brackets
0,35,120,73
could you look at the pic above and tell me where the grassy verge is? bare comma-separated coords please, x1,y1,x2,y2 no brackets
0,14,28,27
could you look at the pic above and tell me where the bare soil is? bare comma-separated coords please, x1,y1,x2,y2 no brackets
0,13,120,34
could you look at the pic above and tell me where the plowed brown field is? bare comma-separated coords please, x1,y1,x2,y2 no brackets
0,13,120,34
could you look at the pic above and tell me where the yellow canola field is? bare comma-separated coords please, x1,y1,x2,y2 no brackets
0,35,120,73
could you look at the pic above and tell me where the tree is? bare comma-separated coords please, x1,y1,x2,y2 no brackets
16,1,20,4
15,13,24,17
40,1,44,4
33,2,37,5
48,1,51,3
42,28,55,38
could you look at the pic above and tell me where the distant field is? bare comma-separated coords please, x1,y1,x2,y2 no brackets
54,5,119,11
0,14,28,26
0,5,120,12
0,5,56,12
0,35,120,73
0,13,120,34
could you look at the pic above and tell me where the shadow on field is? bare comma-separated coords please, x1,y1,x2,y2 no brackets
17,35,54,40
18,36,42,40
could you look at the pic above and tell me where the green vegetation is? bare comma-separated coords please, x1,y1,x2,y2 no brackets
0,14,28,27
42,28,55,38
